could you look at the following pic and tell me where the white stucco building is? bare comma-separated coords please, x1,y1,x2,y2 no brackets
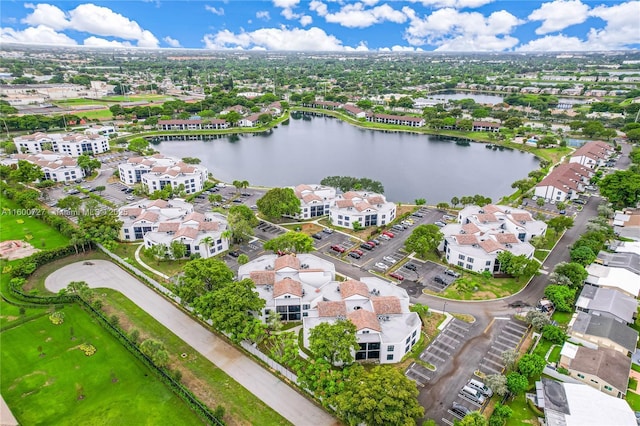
2,152,84,182
292,184,337,219
534,163,593,202
569,141,614,169
238,254,422,364
118,198,228,258
118,154,208,194
13,132,109,157
439,205,547,273
329,191,396,229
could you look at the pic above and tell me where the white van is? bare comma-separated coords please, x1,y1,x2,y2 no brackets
467,379,493,398
459,386,486,404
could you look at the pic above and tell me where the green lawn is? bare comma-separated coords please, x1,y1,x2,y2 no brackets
505,394,540,425
0,304,206,425
551,311,573,325
0,299,48,330
534,250,549,262
434,273,529,300
99,289,290,425
548,345,561,363
139,250,189,277
626,390,640,411
102,95,171,102
533,337,553,359
0,195,70,249
77,109,114,120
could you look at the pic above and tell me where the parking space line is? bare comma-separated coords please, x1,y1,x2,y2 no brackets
442,418,454,426
429,345,451,357
506,322,528,333
408,365,432,382
479,363,502,375
444,328,466,339
498,333,521,345
422,351,445,364
440,333,461,345
502,328,525,339
492,341,512,350
458,395,482,407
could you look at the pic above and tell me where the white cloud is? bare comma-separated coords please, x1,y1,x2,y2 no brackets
83,36,132,47
309,0,328,16
20,3,160,47
202,26,367,51
403,7,521,50
528,0,589,35
273,0,301,20
163,36,181,47
205,5,225,16
320,3,407,28
256,11,271,20
300,15,313,26
1,25,77,45
22,3,69,30
519,1,640,51
408,0,494,9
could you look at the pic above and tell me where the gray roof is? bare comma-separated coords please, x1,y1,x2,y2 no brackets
576,285,637,324
571,311,638,353
541,378,569,414
568,345,632,393
597,251,640,275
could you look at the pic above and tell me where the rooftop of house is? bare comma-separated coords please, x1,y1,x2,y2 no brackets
569,311,638,353
595,251,640,275
585,264,640,297
560,342,631,392
575,285,637,324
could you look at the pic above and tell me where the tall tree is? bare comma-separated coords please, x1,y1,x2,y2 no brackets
552,262,587,288
76,155,100,176
544,285,576,312
455,412,488,426
177,258,234,304
332,366,424,426
169,240,187,259
263,232,315,254
517,353,546,378
309,320,359,366
256,187,301,219
404,224,444,259
598,170,640,209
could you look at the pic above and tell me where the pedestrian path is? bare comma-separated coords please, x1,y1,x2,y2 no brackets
45,260,336,426
134,243,170,280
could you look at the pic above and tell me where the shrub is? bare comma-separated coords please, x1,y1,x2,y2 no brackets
49,311,65,325
79,343,97,356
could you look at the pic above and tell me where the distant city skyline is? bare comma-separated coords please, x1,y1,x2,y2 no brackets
0,1,639,52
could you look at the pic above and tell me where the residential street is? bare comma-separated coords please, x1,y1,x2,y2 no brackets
44,260,337,426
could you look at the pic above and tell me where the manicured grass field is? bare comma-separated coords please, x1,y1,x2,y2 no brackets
0,195,69,249
0,304,205,425
626,389,640,411
551,311,573,325
436,273,528,300
0,299,47,330
76,109,114,120
505,394,540,425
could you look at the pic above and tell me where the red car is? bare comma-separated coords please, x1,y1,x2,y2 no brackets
331,245,345,253
389,272,404,281
352,249,364,256
382,231,395,238
366,241,377,248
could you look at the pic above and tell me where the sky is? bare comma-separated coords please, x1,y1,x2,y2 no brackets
0,0,639,52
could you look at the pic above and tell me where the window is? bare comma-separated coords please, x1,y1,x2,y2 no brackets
604,385,613,391
486,260,491,266
467,256,474,262
457,261,464,267
338,215,343,219
458,254,465,260
590,379,598,384
194,245,199,251
387,345,394,351
303,304,310,310
406,336,410,344
466,264,473,270
577,374,585,379
405,345,410,353
362,330,369,334
386,354,394,361
284,295,291,299
412,330,417,337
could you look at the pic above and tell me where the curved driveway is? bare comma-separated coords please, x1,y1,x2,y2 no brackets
45,260,336,426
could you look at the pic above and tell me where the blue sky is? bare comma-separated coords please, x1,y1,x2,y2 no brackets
1,1,639,51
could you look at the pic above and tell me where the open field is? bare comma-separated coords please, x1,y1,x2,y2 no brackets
75,109,114,120
0,304,205,425
102,95,171,102
433,273,527,300
0,195,70,250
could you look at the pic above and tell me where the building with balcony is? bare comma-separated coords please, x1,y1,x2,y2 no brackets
13,131,109,157
2,152,84,182
118,154,208,194
292,184,337,219
329,191,396,229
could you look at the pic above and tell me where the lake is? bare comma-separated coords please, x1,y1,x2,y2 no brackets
153,114,539,204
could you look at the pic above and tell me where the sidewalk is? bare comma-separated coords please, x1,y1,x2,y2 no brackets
134,243,170,280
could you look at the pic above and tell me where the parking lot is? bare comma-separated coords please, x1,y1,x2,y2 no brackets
255,221,287,240
396,259,460,296
478,317,528,377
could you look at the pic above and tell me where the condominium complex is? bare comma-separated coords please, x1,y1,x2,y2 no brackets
2,152,84,182
13,131,109,157
118,154,208,194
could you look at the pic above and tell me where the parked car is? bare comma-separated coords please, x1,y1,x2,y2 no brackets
389,272,404,281
379,234,391,241
434,275,447,285
404,263,417,271
467,379,493,397
559,210,566,215
383,256,397,264
372,238,382,245
360,243,373,251
585,185,597,191
229,251,240,258
444,269,461,278
375,262,389,271
126,195,135,201
536,297,555,313
241,192,252,196
443,215,456,221
434,221,446,227
331,245,346,253
311,233,323,240
450,403,470,419
411,212,424,218
348,251,361,259
322,228,334,234
352,249,364,256
574,199,587,205
382,231,395,238
366,241,377,248
392,224,405,232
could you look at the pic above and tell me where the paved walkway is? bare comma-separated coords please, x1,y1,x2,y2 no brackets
45,260,336,426
134,243,170,280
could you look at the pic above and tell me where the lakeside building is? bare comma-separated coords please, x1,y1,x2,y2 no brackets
534,163,593,202
2,152,84,182
439,205,547,273
157,119,229,131
118,154,208,195
365,113,425,127
328,191,396,229
569,141,614,168
292,184,337,220
238,254,421,364
118,198,228,258
13,131,109,157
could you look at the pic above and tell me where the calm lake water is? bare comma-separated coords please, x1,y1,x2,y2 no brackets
153,115,539,203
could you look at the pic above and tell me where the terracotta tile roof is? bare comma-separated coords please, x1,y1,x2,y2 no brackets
343,191,360,199
475,213,498,223
336,199,354,208
135,211,159,223
198,221,219,231
128,156,144,164
482,205,502,214
295,184,313,193
273,278,303,298
343,104,364,115
274,254,300,271
250,270,275,285
371,296,402,314
166,169,180,177
151,166,167,173
355,201,374,212
348,309,381,332
454,234,479,245
479,239,502,253
157,222,180,232
302,193,322,203
340,280,370,299
495,233,520,244
184,212,205,223
147,200,169,208
511,212,532,222
121,207,142,217
366,196,385,205
173,227,198,240
318,301,347,317
461,223,481,234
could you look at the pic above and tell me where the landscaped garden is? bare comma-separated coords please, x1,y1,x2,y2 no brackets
431,273,528,300
1,304,206,425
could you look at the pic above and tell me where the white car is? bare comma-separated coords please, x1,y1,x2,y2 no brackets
383,256,397,264
379,234,391,241
375,262,389,271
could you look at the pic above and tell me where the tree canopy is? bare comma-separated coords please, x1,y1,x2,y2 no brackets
263,232,315,254
496,251,539,281
403,224,444,258
256,187,301,219
598,170,640,209
320,176,385,194
176,258,234,305
309,320,359,366
544,285,576,312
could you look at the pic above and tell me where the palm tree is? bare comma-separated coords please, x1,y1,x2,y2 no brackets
232,180,242,194
240,180,249,191
200,236,214,257
221,229,232,247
